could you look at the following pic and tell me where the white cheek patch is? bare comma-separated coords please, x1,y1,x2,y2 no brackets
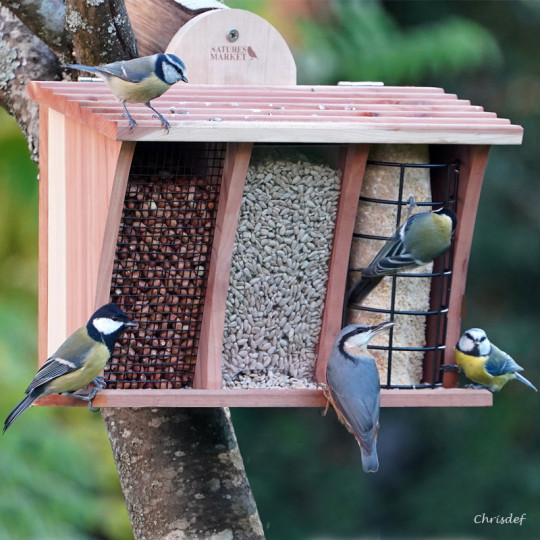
93,317,124,335
163,62,184,84
344,334,369,354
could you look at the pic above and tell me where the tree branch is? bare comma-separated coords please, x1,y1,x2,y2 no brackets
0,0,71,58
0,6,61,158
103,407,264,540
65,0,137,65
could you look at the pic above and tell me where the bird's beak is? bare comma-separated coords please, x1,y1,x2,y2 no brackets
182,75,188,83
125,321,138,327
370,321,394,335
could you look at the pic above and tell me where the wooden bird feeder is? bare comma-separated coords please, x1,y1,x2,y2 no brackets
30,9,522,409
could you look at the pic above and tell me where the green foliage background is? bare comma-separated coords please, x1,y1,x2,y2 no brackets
0,1,538,538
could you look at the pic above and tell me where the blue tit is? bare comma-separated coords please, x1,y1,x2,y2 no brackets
3,303,136,433
455,328,537,393
346,207,458,309
326,321,393,473
65,53,188,131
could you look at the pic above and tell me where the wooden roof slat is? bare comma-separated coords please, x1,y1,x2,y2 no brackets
28,81,523,144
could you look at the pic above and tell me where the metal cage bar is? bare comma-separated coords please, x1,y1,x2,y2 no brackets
348,159,459,389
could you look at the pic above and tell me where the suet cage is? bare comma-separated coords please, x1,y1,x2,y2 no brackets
30,9,522,409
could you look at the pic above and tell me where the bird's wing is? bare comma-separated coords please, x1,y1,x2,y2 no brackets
327,359,380,453
97,57,154,83
26,327,93,393
485,345,524,376
361,220,419,278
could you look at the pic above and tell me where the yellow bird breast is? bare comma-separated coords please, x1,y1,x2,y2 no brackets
454,348,514,390
47,343,110,394
107,74,171,104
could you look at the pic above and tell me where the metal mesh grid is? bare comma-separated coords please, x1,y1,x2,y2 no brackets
348,159,459,389
106,142,225,389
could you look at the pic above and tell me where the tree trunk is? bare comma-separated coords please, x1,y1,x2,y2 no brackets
103,407,264,540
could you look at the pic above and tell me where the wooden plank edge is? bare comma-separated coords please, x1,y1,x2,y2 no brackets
117,123,524,145
34,387,492,408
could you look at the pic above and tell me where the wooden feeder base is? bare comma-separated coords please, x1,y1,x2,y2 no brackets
36,388,492,408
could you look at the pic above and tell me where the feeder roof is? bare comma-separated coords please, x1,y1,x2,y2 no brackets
28,81,523,145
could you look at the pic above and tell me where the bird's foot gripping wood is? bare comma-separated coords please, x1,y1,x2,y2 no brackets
63,377,107,412
121,103,138,131
320,384,355,435
145,101,170,132
320,384,332,416
440,364,459,372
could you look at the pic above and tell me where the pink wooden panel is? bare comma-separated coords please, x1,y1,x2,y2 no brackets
193,142,254,389
316,144,370,382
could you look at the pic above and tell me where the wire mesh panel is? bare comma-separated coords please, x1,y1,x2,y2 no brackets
107,142,225,389
347,159,459,389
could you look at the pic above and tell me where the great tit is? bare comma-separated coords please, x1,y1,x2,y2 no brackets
65,53,188,131
325,321,393,472
346,207,458,310
3,303,136,433
455,328,537,393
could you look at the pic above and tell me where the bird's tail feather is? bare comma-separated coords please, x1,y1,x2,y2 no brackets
360,446,379,473
343,277,383,325
3,390,40,433
64,64,98,74
515,373,537,391
348,276,383,306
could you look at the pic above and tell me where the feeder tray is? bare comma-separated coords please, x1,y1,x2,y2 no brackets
29,9,523,409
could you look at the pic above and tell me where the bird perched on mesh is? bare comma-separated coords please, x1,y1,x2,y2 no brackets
454,328,537,393
345,207,458,314
3,303,136,433
325,321,393,472
65,53,188,131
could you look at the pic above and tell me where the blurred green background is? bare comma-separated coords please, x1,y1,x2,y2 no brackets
1,1,538,538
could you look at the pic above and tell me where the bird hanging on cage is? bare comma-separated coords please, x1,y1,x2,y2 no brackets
345,206,458,317
325,321,393,473
3,303,136,433
454,328,537,393
65,53,188,132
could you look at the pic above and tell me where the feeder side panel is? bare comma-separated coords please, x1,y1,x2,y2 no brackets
64,117,124,338
194,142,253,389
45,109,68,359
43,111,124,360
95,142,137,308
38,105,50,366
434,145,490,387
316,143,370,382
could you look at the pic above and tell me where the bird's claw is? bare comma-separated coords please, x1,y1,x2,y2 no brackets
152,113,170,133
63,379,105,412
440,364,459,372
121,113,138,131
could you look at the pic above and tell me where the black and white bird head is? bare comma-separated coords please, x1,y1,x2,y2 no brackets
457,328,491,357
156,54,188,85
338,321,394,357
87,303,136,349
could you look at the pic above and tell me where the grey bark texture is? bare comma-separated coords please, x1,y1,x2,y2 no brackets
0,6,60,158
65,0,137,64
1,0,71,57
103,407,264,540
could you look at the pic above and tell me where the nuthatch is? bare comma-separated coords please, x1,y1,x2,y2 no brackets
4,304,136,433
325,321,393,472
346,207,457,310
66,53,188,131
455,328,537,393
